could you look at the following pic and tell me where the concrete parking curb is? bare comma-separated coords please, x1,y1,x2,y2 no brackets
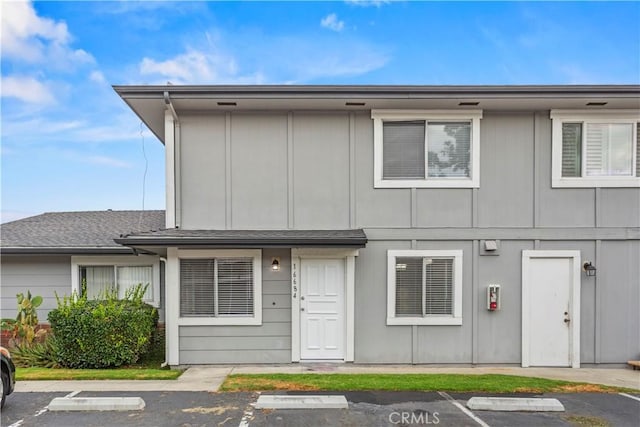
467,397,565,412
255,395,349,409
48,397,146,411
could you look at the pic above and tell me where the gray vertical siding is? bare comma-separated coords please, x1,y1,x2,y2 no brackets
230,113,289,229
292,113,350,229
179,114,227,229
178,248,292,364
478,112,534,228
1,256,71,321
597,241,640,363
173,109,639,365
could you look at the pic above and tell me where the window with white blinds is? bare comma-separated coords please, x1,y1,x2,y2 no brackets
180,257,255,318
552,111,640,187
373,110,482,188
383,121,426,179
395,257,454,317
387,250,463,326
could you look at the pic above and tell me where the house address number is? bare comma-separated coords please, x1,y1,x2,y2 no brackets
292,261,297,299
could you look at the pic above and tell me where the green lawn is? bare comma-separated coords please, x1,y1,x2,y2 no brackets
16,367,183,381
221,373,626,394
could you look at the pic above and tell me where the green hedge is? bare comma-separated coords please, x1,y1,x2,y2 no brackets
48,288,158,368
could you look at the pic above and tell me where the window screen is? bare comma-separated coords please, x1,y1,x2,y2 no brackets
561,123,582,177
382,121,426,179
217,258,254,316
180,259,216,317
180,258,254,317
395,257,422,316
424,258,453,315
394,257,454,317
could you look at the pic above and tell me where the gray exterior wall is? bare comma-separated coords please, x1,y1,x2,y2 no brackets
179,248,291,364
1,255,166,323
1,255,71,321
173,110,639,364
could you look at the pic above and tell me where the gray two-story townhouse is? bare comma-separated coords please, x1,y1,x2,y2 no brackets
109,85,638,367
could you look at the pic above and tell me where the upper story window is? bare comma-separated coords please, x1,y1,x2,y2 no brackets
551,110,640,188
71,255,161,307
177,249,262,326
372,110,482,188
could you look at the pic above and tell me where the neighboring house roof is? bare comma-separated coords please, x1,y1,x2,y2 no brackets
1,210,165,254
115,229,368,248
113,84,640,143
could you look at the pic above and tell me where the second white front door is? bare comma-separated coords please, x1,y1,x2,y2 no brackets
300,259,345,360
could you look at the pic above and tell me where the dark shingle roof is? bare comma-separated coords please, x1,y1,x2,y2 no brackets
116,228,367,248
1,210,165,254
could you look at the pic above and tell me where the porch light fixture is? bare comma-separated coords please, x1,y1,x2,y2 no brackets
271,257,281,272
583,261,596,277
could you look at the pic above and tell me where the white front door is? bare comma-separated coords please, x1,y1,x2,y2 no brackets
300,259,345,360
522,251,580,368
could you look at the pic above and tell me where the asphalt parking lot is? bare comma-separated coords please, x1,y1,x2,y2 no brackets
2,390,639,426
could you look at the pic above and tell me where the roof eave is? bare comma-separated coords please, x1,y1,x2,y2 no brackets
113,84,640,98
114,237,368,248
1,247,136,255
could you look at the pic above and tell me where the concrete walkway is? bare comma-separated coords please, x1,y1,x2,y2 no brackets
15,365,639,393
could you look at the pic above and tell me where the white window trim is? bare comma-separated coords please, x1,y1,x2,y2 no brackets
386,249,463,326
550,109,640,188
372,109,482,188
176,249,262,326
71,255,161,307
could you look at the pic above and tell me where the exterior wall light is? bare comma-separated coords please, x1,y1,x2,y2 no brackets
271,257,281,272
583,262,596,277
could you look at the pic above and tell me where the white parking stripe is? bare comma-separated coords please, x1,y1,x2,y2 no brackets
438,391,491,427
64,390,81,398
619,393,640,402
8,420,23,427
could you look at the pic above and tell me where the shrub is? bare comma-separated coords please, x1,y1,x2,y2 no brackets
48,284,158,368
11,337,61,368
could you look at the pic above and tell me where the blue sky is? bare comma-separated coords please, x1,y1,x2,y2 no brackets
1,1,639,223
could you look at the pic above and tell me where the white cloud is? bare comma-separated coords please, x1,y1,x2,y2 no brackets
0,0,94,67
85,155,132,169
321,14,345,32
139,48,264,84
0,75,55,104
90,70,107,84
345,0,390,7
